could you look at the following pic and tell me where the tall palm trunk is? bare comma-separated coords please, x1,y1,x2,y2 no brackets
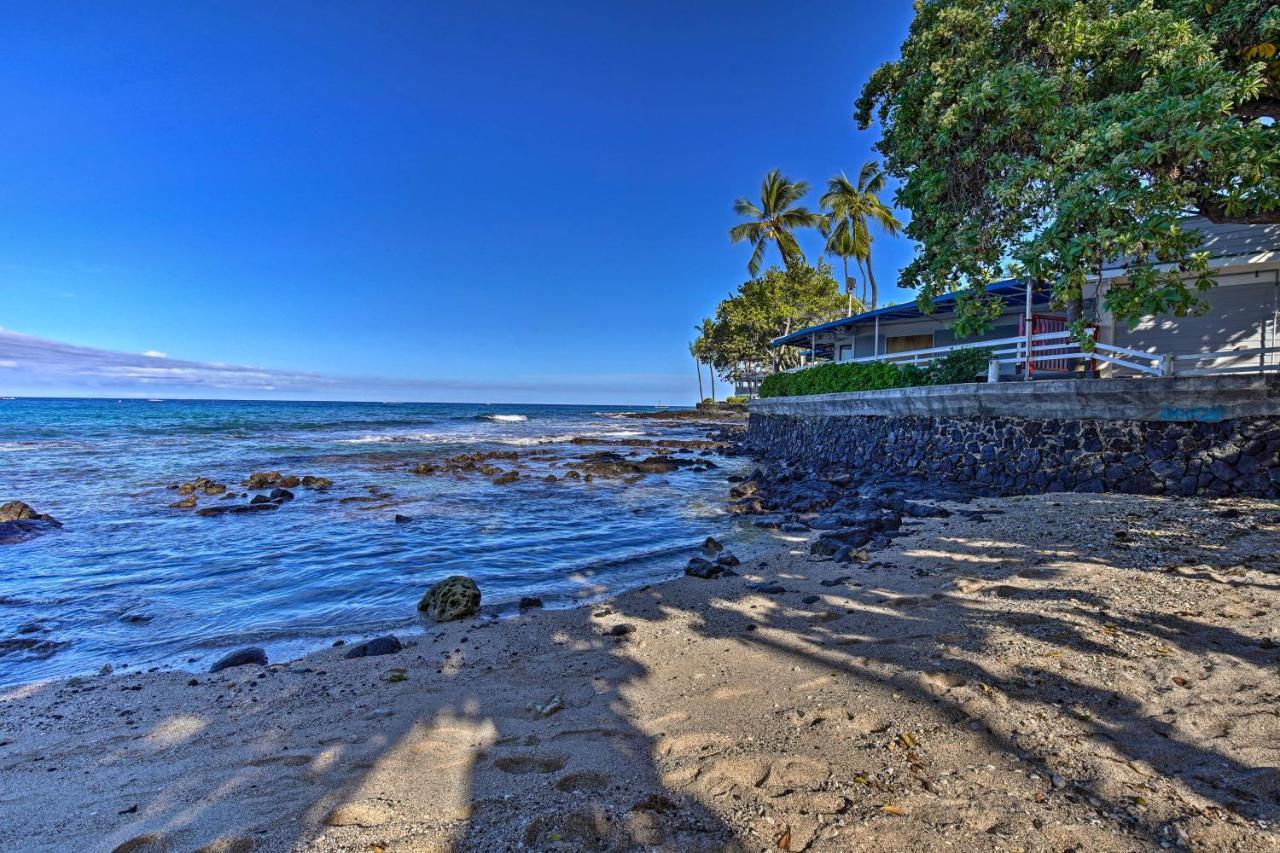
709,368,716,403
864,256,879,309
843,256,853,316
694,354,704,401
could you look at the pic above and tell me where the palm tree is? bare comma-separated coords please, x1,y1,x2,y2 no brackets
688,341,704,401
820,161,902,309
729,170,824,277
822,216,861,316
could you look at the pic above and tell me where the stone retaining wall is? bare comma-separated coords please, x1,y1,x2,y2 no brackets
745,381,1280,497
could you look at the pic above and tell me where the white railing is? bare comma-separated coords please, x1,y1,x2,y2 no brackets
1172,346,1280,377
782,332,1280,378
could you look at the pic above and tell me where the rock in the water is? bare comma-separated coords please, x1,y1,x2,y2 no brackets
169,496,197,509
301,475,332,489
344,635,403,659
394,514,412,523
418,575,482,621
702,536,723,554
244,471,281,489
0,501,63,544
493,471,519,485
518,596,544,609
268,487,294,502
0,501,58,524
209,647,267,673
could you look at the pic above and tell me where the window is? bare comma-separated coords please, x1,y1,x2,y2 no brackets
837,344,853,362
885,333,933,354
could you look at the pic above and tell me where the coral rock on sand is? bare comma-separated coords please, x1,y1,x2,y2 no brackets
208,647,268,673
418,576,482,622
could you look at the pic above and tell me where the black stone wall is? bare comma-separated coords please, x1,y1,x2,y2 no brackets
744,414,1280,497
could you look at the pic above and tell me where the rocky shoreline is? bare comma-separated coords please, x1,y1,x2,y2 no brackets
1,417,1278,851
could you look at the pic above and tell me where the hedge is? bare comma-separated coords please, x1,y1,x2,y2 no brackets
759,346,992,398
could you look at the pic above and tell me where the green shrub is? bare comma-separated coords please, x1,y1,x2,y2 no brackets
927,346,993,386
760,347,993,399
723,395,750,406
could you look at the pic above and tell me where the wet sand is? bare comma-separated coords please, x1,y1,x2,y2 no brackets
1,492,1277,852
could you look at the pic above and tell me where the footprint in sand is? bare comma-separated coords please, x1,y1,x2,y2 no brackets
555,770,610,793
493,752,568,774
655,732,734,759
642,710,690,729
244,753,312,768
920,670,968,692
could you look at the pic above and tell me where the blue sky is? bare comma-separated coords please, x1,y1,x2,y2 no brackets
0,2,917,404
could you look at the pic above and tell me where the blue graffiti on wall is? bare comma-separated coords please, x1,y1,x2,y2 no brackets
1160,405,1226,422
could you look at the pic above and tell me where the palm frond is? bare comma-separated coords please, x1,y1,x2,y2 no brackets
729,221,764,244
732,197,763,218
747,239,767,277
857,160,884,193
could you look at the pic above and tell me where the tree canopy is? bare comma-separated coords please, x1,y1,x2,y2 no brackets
856,0,1279,336
694,262,853,379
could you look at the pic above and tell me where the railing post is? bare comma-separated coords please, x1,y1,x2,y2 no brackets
1161,353,1175,377
987,357,1001,384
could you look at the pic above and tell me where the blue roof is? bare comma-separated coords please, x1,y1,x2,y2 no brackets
770,277,1050,348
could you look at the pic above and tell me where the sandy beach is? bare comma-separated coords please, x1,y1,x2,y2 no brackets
1,490,1277,852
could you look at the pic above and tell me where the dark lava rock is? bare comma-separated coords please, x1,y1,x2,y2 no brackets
344,635,403,659
518,596,544,610
209,647,267,673
749,581,787,595
394,514,412,524
0,501,63,544
268,488,294,502
715,552,740,567
685,556,735,579
819,575,851,587
0,500,59,524
419,575,482,622
250,494,273,505
701,536,723,554
301,475,333,489
245,471,282,489
607,623,636,637
809,539,843,558
801,594,820,605
780,522,809,533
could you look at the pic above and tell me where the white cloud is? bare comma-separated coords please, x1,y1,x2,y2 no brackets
142,350,168,358
0,329,693,404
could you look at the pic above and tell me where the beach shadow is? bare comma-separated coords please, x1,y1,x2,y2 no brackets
2,491,1277,852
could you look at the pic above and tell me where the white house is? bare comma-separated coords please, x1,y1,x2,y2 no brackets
770,218,1280,380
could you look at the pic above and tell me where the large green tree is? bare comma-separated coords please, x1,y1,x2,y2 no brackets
729,170,825,277
820,161,903,312
695,262,853,378
856,0,1279,337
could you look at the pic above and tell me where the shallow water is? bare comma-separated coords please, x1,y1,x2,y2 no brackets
0,398,756,685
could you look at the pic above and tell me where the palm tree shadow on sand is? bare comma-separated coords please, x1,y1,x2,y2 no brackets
3,491,1277,852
